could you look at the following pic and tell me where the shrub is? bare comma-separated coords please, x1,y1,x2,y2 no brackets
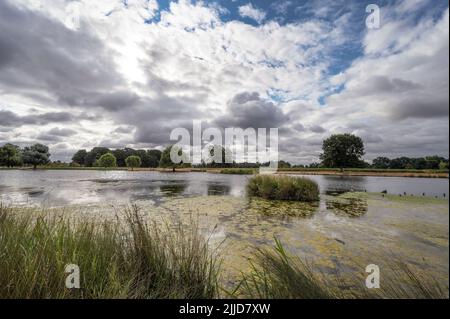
247,175,319,201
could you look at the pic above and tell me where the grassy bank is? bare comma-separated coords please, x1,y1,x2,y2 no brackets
219,168,256,175
0,205,219,299
247,175,320,201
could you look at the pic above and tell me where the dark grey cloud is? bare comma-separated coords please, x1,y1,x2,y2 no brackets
215,92,289,129
293,123,305,132
114,126,135,134
361,76,422,95
59,91,141,111
46,127,77,137
36,133,62,142
391,96,449,120
125,95,206,145
90,91,140,111
0,110,35,127
309,125,326,133
0,110,87,127
0,0,125,109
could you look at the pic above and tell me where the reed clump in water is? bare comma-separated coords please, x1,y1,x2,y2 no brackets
247,175,319,201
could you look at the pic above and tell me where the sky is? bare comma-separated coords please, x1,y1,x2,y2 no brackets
0,0,448,163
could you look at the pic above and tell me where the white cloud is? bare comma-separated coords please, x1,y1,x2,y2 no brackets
238,3,266,24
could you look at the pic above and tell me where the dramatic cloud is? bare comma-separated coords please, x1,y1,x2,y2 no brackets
0,0,448,163
0,110,89,127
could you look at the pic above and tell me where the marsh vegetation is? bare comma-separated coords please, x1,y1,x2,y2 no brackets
0,205,447,299
236,239,448,299
247,175,320,202
0,205,219,299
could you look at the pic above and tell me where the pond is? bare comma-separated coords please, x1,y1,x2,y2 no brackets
0,170,448,289
0,170,447,206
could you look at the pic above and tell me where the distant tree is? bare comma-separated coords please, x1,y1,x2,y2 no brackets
277,160,291,169
84,147,110,167
0,143,22,167
123,148,137,160
412,157,427,170
204,145,233,168
389,157,411,169
425,156,445,170
22,143,50,169
125,155,141,170
159,145,189,171
98,153,117,168
112,149,127,167
439,161,449,170
71,149,87,166
320,134,365,168
372,157,390,169
148,149,162,162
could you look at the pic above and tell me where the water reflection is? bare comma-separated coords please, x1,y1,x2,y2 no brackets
247,197,319,218
160,183,187,196
207,182,231,195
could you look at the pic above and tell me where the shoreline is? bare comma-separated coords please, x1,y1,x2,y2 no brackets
1,167,448,178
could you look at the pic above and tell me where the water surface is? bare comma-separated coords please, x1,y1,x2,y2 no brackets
0,170,447,207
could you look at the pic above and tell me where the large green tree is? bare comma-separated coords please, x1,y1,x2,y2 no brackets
320,134,365,168
0,143,22,167
22,144,50,169
98,153,117,168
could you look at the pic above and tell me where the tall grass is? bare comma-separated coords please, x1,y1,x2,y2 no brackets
0,205,219,299
247,175,320,201
235,239,448,299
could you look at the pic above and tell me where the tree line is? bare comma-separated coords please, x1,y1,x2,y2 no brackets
1,135,448,170
72,147,163,168
371,155,448,170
